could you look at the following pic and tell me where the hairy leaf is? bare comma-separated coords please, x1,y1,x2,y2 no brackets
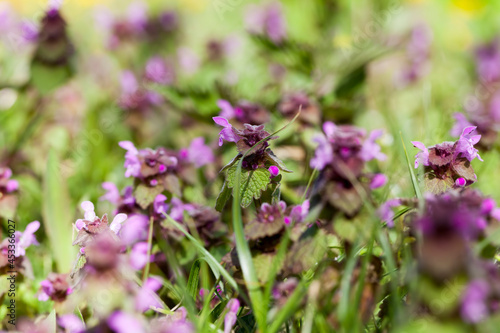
226,166,271,208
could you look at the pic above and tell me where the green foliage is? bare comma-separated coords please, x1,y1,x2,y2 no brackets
226,166,271,208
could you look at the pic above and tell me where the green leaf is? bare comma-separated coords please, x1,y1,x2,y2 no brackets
187,259,202,302
70,253,87,279
42,149,76,272
163,213,240,293
265,150,293,173
215,181,231,212
226,166,271,208
134,183,164,209
424,173,454,194
452,158,476,181
30,63,71,95
253,253,277,284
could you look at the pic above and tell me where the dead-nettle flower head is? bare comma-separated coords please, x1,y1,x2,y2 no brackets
33,5,74,67
417,190,496,239
217,99,270,125
213,116,278,159
310,121,386,172
284,200,310,225
38,273,72,302
412,126,482,190
278,92,320,125
0,167,18,194
119,141,178,181
73,201,127,247
245,202,287,240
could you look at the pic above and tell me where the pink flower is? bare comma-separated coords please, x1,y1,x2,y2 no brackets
411,141,429,168
15,221,40,257
213,117,241,146
135,276,163,312
456,126,482,162
268,166,280,178
224,298,240,333
370,174,387,189
180,137,214,168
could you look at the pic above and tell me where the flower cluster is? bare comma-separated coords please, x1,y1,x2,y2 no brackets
38,273,72,302
412,126,482,193
310,121,386,216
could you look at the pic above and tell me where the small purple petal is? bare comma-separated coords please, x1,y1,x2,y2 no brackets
268,166,280,178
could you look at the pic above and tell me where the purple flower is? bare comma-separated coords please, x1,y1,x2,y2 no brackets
15,221,40,257
370,173,387,189
58,314,85,333
476,40,500,83
75,201,127,235
310,135,333,170
269,166,280,178
145,56,174,85
135,276,163,312
284,200,310,225
224,299,240,333
38,273,72,302
100,182,121,205
0,167,19,193
456,126,483,162
461,280,490,323
245,2,287,43
455,177,467,187
110,213,127,234
119,213,149,246
377,199,402,227
154,194,169,216
411,141,429,168
119,141,142,178
217,99,238,119
169,198,196,222
451,113,474,137
130,242,150,270
108,311,145,333
179,137,214,168
213,117,241,146
360,130,386,162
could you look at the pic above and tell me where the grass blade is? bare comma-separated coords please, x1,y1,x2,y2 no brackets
400,132,423,200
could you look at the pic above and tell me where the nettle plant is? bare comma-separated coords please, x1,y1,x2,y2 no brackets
213,116,292,210
412,126,482,194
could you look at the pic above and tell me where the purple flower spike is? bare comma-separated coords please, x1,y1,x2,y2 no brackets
456,126,483,162
269,166,280,178
411,141,429,168
213,117,241,146
461,280,490,323
455,177,466,187
224,298,240,333
370,173,387,189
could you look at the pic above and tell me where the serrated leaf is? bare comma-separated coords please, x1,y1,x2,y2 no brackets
134,183,164,209
70,253,87,279
226,166,271,208
253,253,277,284
424,173,454,194
219,154,242,174
215,181,232,212
265,149,293,173
452,158,476,181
